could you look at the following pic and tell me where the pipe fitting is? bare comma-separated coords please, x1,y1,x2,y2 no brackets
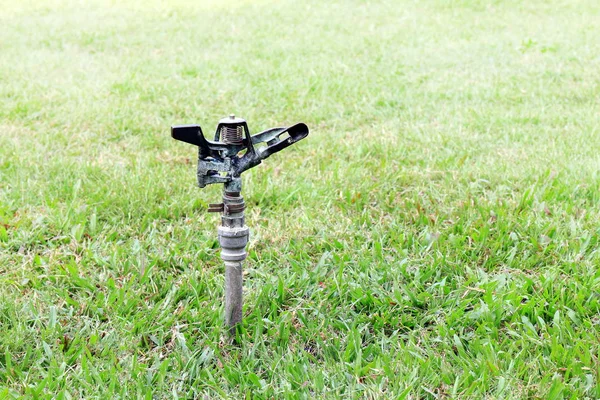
218,226,249,262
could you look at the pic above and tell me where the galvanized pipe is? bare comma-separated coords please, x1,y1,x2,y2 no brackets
224,261,243,332
218,178,249,335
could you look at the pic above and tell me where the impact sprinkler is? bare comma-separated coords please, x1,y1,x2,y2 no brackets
171,115,309,335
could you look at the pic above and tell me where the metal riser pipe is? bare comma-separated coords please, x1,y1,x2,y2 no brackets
224,261,243,333
218,178,249,336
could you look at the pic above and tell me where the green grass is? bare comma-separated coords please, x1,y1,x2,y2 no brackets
1,0,600,398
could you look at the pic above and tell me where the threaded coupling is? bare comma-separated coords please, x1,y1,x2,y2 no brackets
218,226,250,262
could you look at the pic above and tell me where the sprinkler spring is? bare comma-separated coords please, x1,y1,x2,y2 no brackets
171,115,309,336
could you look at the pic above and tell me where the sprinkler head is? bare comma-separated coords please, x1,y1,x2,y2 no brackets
171,115,309,188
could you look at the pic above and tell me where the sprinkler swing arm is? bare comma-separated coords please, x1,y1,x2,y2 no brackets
171,115,309,336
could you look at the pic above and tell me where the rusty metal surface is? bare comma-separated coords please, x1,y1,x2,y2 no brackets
207,203,224,213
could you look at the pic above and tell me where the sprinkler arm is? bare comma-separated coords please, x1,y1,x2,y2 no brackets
171,122,309,187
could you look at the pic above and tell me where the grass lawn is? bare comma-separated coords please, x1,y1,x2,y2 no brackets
1,0,600,398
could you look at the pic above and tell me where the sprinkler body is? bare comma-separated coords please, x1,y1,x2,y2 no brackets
171,115,309,334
